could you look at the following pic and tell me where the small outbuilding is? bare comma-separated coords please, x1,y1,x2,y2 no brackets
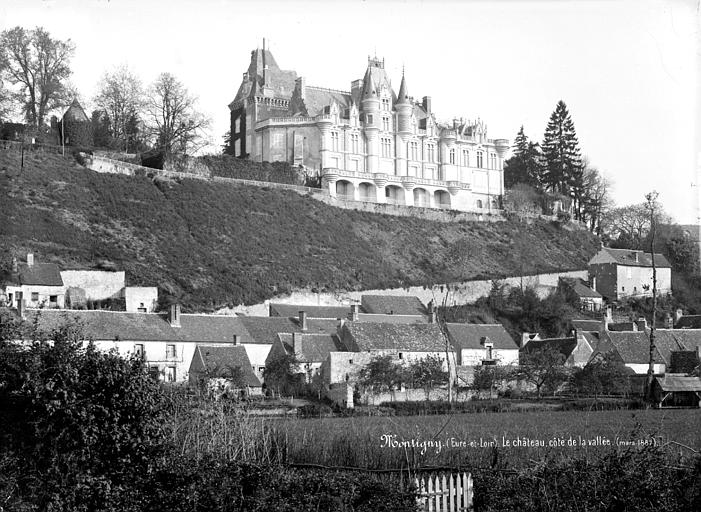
652,374,701,408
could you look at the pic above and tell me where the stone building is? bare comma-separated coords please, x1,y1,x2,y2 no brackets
228,43,509,212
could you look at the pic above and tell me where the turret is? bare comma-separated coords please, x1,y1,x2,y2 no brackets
360,67,380,116
395,72,412,135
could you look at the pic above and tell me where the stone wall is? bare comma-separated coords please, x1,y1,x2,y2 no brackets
60,270,125,301
227,269,589,316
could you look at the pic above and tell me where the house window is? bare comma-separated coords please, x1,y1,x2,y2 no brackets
148,366,160,380
351,133,359,153
49,295,57,304
166,344,176,359
331,131,339,151
258,366,265,374
165,366,176,382
381,97,390,111
462,149,469,167
398,352,403,360
349,359,354,364
31,292,39,302
449,148,456,164
381,137,392,158
476,199,483,208
382,116,390,132
234,118,241,133
134,344,145,358
409,141,418,161
477,151,484,168
366,114,373,125
427,144,435,163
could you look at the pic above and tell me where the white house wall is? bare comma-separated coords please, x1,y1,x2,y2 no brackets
460,348,519,366
60,270,125,301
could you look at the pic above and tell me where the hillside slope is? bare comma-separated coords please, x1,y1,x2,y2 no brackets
0,149,601,311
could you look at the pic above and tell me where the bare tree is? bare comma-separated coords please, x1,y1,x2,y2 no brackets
580,158,614,236
144,72,209,157
0,27,75,130
94,65,143,151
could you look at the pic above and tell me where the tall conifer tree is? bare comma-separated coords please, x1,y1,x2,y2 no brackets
504,126,543,189
541,101,582,196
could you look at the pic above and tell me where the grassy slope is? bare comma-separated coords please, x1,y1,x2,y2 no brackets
0,148,600,311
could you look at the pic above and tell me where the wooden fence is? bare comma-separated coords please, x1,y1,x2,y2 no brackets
415,472,473,511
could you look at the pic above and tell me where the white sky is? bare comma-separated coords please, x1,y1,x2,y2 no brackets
2,0,699,223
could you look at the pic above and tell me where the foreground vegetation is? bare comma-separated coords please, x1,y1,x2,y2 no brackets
0,148,599,311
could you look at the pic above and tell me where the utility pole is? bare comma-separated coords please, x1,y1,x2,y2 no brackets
645,191,659,402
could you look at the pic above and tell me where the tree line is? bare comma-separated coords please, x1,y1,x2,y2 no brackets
0,26,209,159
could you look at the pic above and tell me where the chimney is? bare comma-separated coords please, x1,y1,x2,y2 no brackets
26,253,34,267
422,96,432,114
233,334,239,345
16,291,25,318
295,76,306,101
292,332,303,355
590,275,597,291
635,317,647,331
299,310,307,331
674,308,683,325
665,314,673,330
169,303,181,328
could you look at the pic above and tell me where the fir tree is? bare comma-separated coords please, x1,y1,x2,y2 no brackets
541,101,582,196
504,126,543,189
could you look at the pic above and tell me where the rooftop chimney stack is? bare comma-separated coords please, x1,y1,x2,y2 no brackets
674,308,683,325
233,334,239,345
169,304,181,328
292,332,303,355
299,311,307,331
603,306,613,331
26,253,34,267
635,317,647,332
665,315,673,330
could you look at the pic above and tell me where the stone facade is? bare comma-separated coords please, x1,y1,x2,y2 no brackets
229,44,509,212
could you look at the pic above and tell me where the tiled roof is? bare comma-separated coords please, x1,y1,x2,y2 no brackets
601,248,671,268
669,351,700,374
572,319,602,332
445,323,518,351
18,263,64,286
360,295,427,316
269,303,351,319
25,310,178,342
345,322,446,352
675,315,701,329
190,345,261,387
302,87,352,117
521,337,578,359
178,315,243,343
560,278,602,299
655,374,701,392
668,330,701,351
63,99,89,123
608,322,637,332
653,330,687,365
277,333,345,363
237,316,337,345
232,48,297,105
604,331,666,364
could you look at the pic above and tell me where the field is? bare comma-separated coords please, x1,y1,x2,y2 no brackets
175,404,701,471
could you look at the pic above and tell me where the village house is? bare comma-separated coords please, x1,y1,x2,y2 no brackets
266,331,345,383
519,334,593,368
445,322,518,366
558,277,603,312
588,246,672,301
3,254,66,309
189,344,262,397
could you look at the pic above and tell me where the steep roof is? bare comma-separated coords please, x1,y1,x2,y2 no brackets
653,330,687,365
18,263,64,286
231,47,297,105
675,315,701,329
669,350,700,374
445,323,518,351
302,87,352,117
396,73,410,105
560,278,602,299
63,99,89,123
344,322,446,352
360,295,427,316
589,247,671,268
572,319,602,332
655,374,701,392
603,331,666,365
269,303,351,319
521,337,578,359
190,345,261,387
668,329,701,351
237,316,337,345
277,333,345,363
